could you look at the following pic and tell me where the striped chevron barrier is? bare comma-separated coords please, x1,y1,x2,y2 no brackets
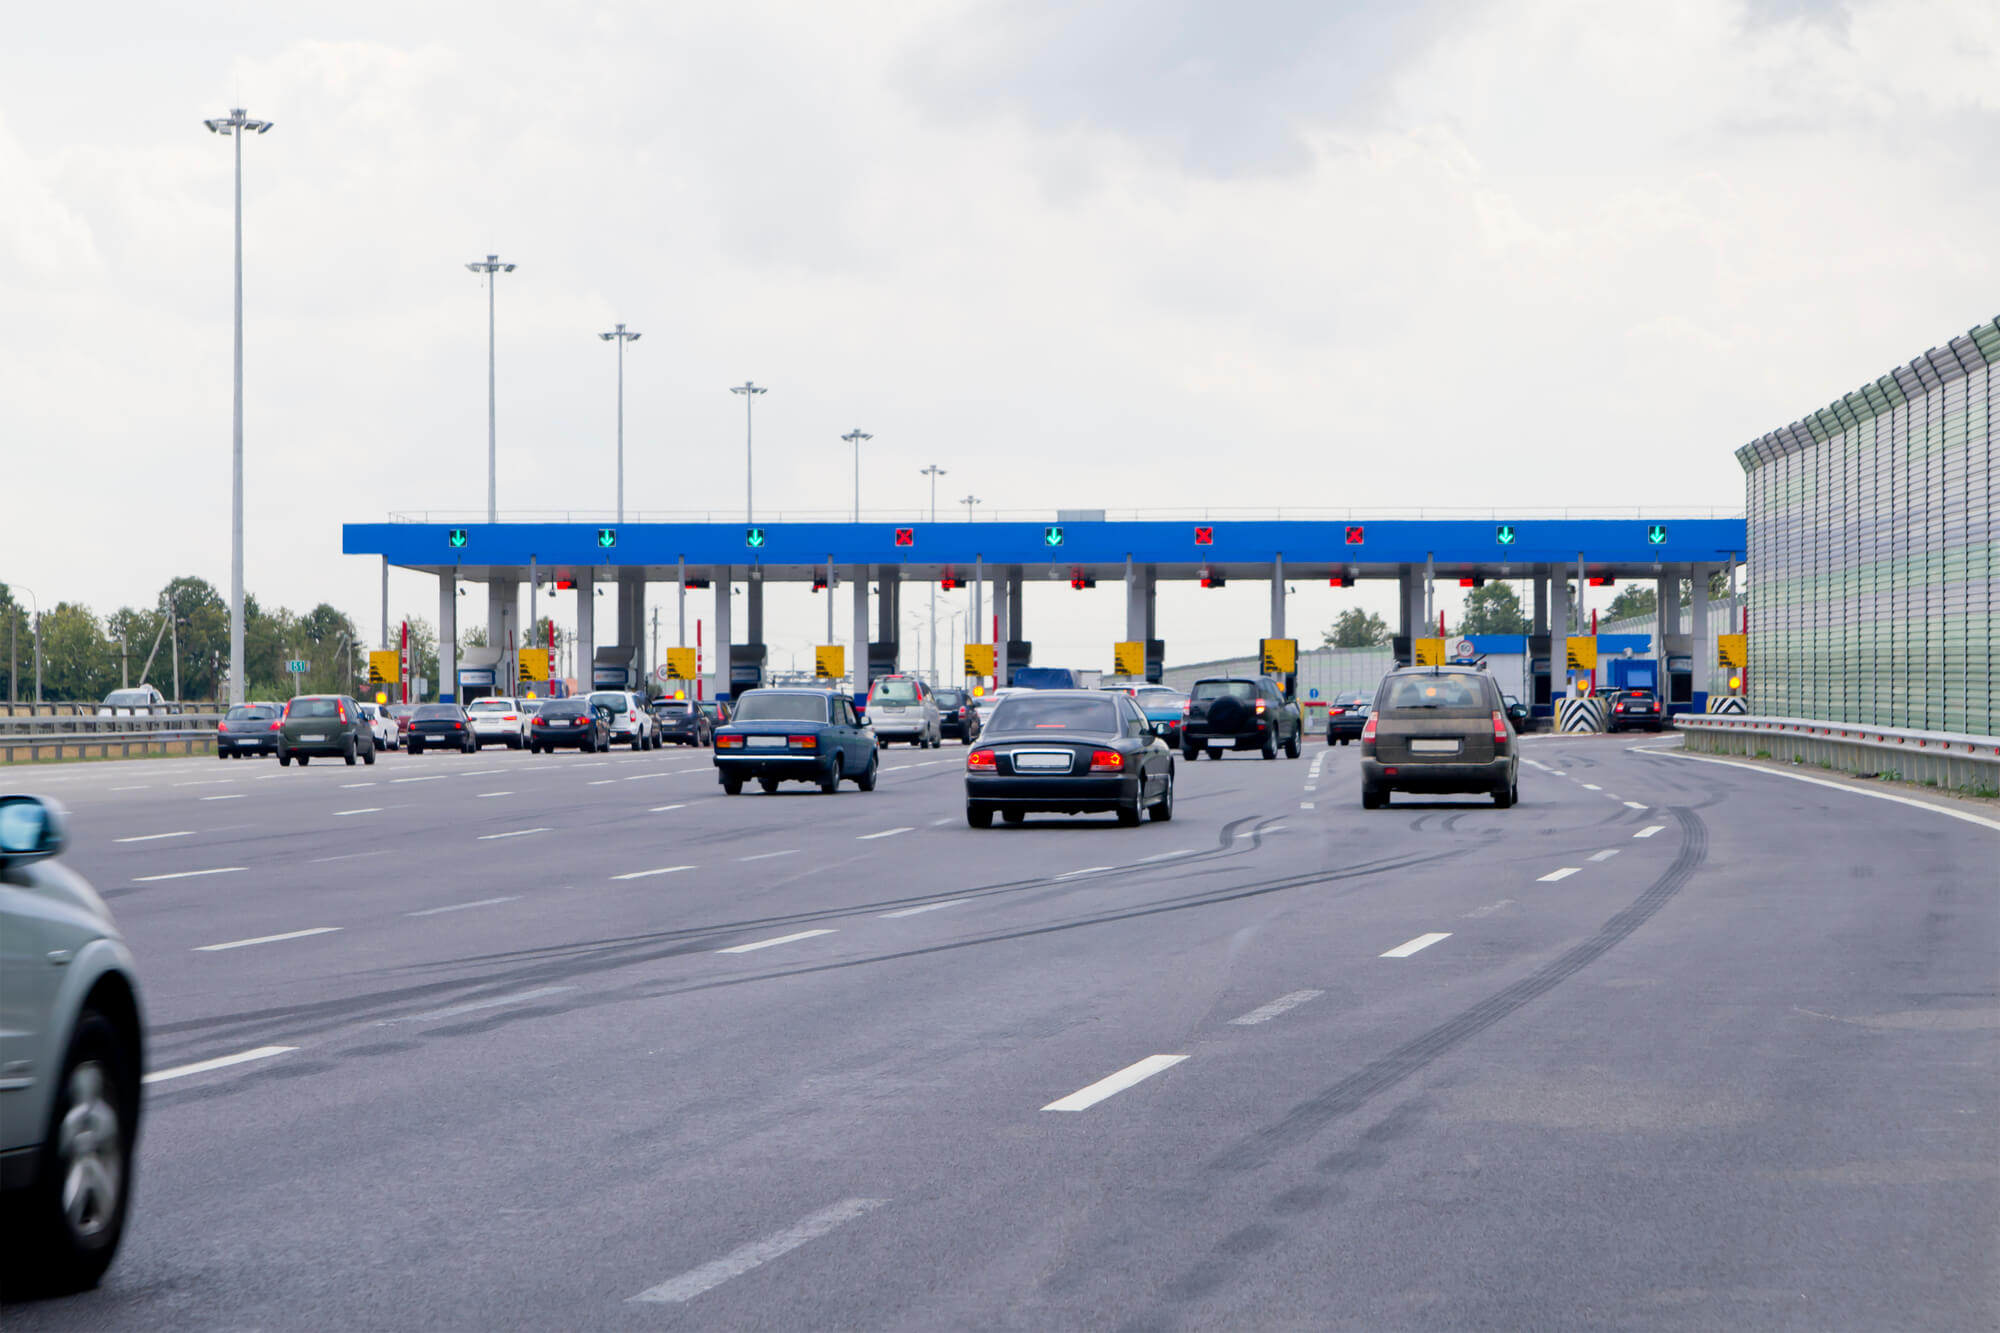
1705,695,1748,715
1556,697,1605,732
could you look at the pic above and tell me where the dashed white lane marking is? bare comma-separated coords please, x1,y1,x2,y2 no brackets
1634,825,1666,838
477,791,513,798
115,831,194,843
624,773,669,780
1463,898,1515,919
408,896,520,916
334,807,382,817
1381,932,1452,958
628,1198,889,1305
111,785,151,791
340,782,375,788
132,866,244,882
379,985,575,1025
1139,849,1195,861
1300,801,1315,810
717,928,837,954
143,1045,297,1085
393,775,446,784
1581,783,1602,791
460,768,507,776
1588,849,1621,862
200,793,246,801
737,850,797,862
1043,1054,1189,1111
611,865,695,880
1523,758,1551,772
857,827,913,840
173,779,236,787
194,926,342,952
1538,867,1581,882
587,780,616,786
930,817,956,826
1549,770,1567,777
649,804,687,813
1230,990,1324,1026
1056,866,1113,879
1623,801,1649,810
880,899,967,919
477,827,550,840
311,850,385,864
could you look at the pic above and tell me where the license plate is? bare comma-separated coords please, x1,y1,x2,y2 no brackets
1410,739,1461,754
1208,738,1231,748
1153,723,1170,734
1012,751,1072,771
300,734,326,742
746,736,787,749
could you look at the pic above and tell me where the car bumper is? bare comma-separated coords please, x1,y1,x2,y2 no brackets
715,753,831,776
409,731,469,745
221,735,278,753
870,718,926,738
965,774,1137,811
1361,755,1512,792
1184,728,1267,750
1607,714,1664,730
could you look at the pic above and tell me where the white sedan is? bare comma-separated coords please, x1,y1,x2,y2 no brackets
356,702,399,750
465,697,532,749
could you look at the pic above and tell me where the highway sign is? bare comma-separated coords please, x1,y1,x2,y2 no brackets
665,647,698,679
1566,637,1598,671
285,659,309,674
367,650,400,685
1413,638,1445,667
518,648,550,682
1496,524,1517,545
1454,637,1476,659
815,645,845,679
1717,633,1747,669
964,643,996,678
447,529,468,549
1043,526,1064,547
1113,641,1145,676
1308,688,1319,700
1260,638,1297,674
596,528,617,549
745,527,766,548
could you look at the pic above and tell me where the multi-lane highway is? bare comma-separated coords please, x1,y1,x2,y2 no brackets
4,734,1995,1330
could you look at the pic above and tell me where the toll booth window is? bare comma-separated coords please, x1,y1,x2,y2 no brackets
988,696,1120,733
731,693,831,723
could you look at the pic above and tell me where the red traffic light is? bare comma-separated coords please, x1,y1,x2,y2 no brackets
554,579,575,591
1193,525,1213,545
1345,525,1365,545
894,528,915,547
1329,576,1354,588
940,577,957,591
1588,576,1615,587
682,579,711,590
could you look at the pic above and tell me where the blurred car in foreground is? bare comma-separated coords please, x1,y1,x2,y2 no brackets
404,703,477,755
714,689,877,794
215,702,282,758
964,689,1173,827
0,794,144,1294
1360,666,1519,808
529,698,611,752
1324,692,1371,745
277,695,376,767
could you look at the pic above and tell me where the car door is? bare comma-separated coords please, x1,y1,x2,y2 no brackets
836,698,864,769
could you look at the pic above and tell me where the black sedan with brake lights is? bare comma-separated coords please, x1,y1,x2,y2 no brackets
403,703,478,755
713,689,878,794
1323,692,1371,745
964,689,1174,827
528,698,612,752
1605,688,1665,733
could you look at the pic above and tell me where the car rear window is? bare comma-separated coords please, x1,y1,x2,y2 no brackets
589,692,631,711
934,690,963,707
468,699,513,712
541,701,587,717
103,689,158,706
226,705,275,720
291,698,339,718
413,704,460,720
1193,680,1256,702
1380,676,1487,711
732,693,829,723
656,702,692,714
987,695,1119,734
871,680,920,704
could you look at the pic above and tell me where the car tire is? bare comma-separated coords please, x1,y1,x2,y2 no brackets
1362,784,1387,810
1116,793,1144,826
1284,732,1301,759
759,776,780,794
1493,783,1514,809
217,748,228,760
13,1009,136,1296
820,754,844,795
342,738,357,766
1002,809,1025,824
407,742,421,756
1182,746,1199,762
278,751,291,767
722,775,743,795
854,751,878,792
1150,770,1175,821
362,744,375,766
298,755,310,766
966,803,993,829
1262,732,1278,760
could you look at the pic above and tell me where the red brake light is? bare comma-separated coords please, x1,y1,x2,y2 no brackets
1492,710,1507,744
716,734,743,748
217,721,228,732
1255,698,1266,715
1181,699,1192,716
503,714,518,721
789,735,817,748
1089,749,1125,772
268,720,281,731
967,748,996,770
337,702,347,722
453,721,463,729
1361,714,1378,743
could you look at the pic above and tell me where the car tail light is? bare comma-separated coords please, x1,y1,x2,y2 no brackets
1255,698,1266,715
1090,749,1125,772
1328,706,1344,716
453,721,463,729
1361,714,1378,745
967,748,996,770
218,721,228,732
1616,703,1627,712
1492,710,1507,745
503,714,518,722
790,735,817,748
1181,699,1192,716
717,735,743,748
337,702,347,722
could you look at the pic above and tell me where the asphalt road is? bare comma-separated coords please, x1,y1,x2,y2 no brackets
4,730,1995,1331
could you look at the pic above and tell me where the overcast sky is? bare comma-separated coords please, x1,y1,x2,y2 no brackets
4,0,1995,673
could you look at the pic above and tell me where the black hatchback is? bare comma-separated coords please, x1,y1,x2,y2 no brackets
530,698,612,752
935,688,979,744
404,703,476,755
965,689,1173,827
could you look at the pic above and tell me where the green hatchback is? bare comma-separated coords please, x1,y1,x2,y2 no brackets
277,695,377,768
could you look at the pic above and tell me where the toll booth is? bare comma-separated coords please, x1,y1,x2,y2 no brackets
731,643,768,694
1391,635,1413,668
458,646,503,704
592,646,636,690
867,641,899,688
1144,639,1165,685
1665,654,1694,714
1528,634,1554,723
1004,640,1033,687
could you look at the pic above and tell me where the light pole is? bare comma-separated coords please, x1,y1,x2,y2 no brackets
13,585,40,705
730,382,766,522
959,494,981,520
466,254,516,522
844,430,876,524
923,465,945,681
598,323,641,521
203,107,272,707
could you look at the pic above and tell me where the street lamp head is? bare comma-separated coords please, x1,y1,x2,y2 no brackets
842,429,872,444
730,381,767,397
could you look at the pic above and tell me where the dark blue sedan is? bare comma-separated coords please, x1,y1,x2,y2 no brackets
714,689,879,795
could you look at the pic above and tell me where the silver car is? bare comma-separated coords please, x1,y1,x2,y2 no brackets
0,795,144,1293
864,675,941,747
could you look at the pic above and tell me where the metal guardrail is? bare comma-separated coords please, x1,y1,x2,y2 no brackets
1677,714,2000,793
0,711,224,763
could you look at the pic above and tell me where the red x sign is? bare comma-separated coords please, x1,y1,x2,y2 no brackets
1345,525,1366,545
894,528,914,547
1193,526,1213,545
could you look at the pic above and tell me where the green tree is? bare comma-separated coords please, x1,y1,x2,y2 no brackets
1604,586,1657,622
39,603,117,702
460,625,488,651
400,614,440,695
1,584,22,701
1323,608,1390,648
1455,583,1529,635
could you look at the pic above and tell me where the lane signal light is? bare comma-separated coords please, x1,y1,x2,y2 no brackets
1330,575,1354,588
596,527,617,549
1043,525,1064,547
894,527,915,547
1647,523,1668,545
1496,524,1517,546
1193,525,1213,545
941,576,957,591
1460,577,1485,588
1345,525,1365,545
683,578,711,590
447,528,468,548
1588,576,1615,587
1070,573,1096,590
554,579,575,590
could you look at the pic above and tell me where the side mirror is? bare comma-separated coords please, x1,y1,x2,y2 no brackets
0,795,68,864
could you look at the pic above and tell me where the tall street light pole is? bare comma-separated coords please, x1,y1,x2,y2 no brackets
923,464,945,682
203,107,272,707
466,254,516,522
730,382,766,523
598,324,641,522
842,429,872,522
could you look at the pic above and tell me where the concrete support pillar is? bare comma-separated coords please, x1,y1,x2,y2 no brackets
1398,568,1417,639
1006,575,1022,643
996,570,1013,688
713,567,733,703
575,571,595,691
1654,575,1675,657
746,575,764,647
1270,553,1286,641
1690,562,1712,697
1124,558,1145,644
486,579,510,652
877,570,895,644
1532,575,1549,635
1144,567,1157,642
1549,569,1569,688
439,571,457,702
852,566,871,696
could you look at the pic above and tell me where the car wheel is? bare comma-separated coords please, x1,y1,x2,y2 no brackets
722,775,743,795
759,776,780,794
1362,784,1387,810
408,742,422,755
1343,737,1352,746
966,803,993,829
1150,770,1175,821
1116,792,1144,826
217,748,229,760
362,743,375,766
1284,732,1301,759
1493,783,1515,809
1182,746,1199,762
1002,809,1025,825
632,734,644,751
16,1010,136,1295
1261,732,1278,760
298,755,311,766
854,750,878,792
820,754,844,794
278,751,292,767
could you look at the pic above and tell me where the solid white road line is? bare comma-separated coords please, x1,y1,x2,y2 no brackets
477,827,550,840
1230,990,1324,1026
115,831,194,843
650,804,686,813
340,782,375,788
1641,748,2000,833
1381,932,1451,958
132,867,244,883
857,827,913,840
1588,849,1620,861
143,1045,297,1085
408,896,521,916
194,926,342,952
879,899,967,919
111,785,151,791
611,866,695,881
737,850,797,862
628,1198,889,1305
588,780,615,786
1043,1054,1189,1111
334,808,382,817
1623,800,1649,809
716,928,836,954
1138,849,1195,861
380,985,575,1025
1537,867,1581,881
200,794,246,801
1633,825,1665,838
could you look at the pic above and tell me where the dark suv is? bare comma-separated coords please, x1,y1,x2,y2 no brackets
1360,666,1519,808
1181,675,1302,760
277,695,377,767
1606,688,1665,733
652,698,711,747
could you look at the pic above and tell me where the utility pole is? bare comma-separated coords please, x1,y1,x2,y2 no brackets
167,590,180,704
650,607,659,689
843,429,873,521
203,107,272,708
465,254,516,522
923,465,946,682
730,382,767,523
599,323,641,522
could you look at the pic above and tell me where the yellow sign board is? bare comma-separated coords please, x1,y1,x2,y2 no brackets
964,643,996,678
367,650,401,685
815,645,845,679
517,648,550,682
1565,636,1597,671
1413,637,1446,667
1260,637,1297,675
1717,633,1747,670
1113,641,1145,676
665,646,698,680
